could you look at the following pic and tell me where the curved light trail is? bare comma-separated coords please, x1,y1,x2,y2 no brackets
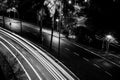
0,41,31,80
0,27,79,80
0,36,42,80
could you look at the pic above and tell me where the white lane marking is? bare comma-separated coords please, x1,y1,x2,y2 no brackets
109,54,120,59
68,39,120,68
0,41,31,80
105,71,112,77
83,57,89,62
93,64,101,69
0,28,78,80
93,63,112,77
65,48,70,51
73,52,79,56
0,36,42,80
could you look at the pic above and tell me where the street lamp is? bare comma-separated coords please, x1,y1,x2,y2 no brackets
56,18,59,31
11,7,17,18
68,0,72,4
104,34,116,54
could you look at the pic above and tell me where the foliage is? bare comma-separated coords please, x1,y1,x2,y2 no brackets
0,0,19,11
0,0,8,11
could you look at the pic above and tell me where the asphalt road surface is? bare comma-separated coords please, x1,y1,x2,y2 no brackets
1,17,120,80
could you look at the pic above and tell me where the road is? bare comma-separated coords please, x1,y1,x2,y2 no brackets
0,27,78,80
1,17,120,80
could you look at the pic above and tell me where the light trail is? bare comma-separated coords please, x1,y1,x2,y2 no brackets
0,31,61,79
0,27,79,80
11,33,77,80
1,30,66,80
0,36,42,80
12,33,76,80
0,41,31,80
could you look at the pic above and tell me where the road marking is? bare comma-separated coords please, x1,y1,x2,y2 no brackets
83,57,89,62
105,71,112,77
65,48,70,51
68,39,120,68
93,63,101,69
109,53,120,59
73,52,79,56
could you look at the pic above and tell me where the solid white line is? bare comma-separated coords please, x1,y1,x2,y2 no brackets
0,41,31,80
73,52,79,56
83,57,89,62
68,40,120,68
109,54,120,60
65,48,70,51
105,71,112,77
0,36,42,80
93,63,101,69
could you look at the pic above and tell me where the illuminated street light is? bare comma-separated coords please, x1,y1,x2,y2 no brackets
105,34,117,43
84,0,88,2
68,0,72,4
56,18,59,22
104,33,118,54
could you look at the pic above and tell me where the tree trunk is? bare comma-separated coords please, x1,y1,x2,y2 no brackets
39,17,42,44
2,12,5,28
50,17,54,49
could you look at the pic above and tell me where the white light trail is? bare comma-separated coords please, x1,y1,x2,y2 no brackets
0,28,79,80
3,32,65,80
0,41,31,80
0,29,62,80
0,36,42,80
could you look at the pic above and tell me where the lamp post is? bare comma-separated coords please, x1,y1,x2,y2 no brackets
56,18,61,58
68,0,72,4
105,34,116,54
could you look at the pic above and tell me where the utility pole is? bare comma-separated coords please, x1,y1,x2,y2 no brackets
17,11,22,35
58,0,63,59
50,16,54,49
56,18,61,59
2,11,5,28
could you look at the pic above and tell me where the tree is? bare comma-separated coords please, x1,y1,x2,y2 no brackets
37,8,46,43
0,0,8,27
0,0,20,27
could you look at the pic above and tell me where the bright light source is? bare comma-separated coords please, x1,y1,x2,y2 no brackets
105,35,114,42
106,35,113,39
12,7,15,10
68,0,72,4
84,0,88,2
105,34,118,43
56,19,59,22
